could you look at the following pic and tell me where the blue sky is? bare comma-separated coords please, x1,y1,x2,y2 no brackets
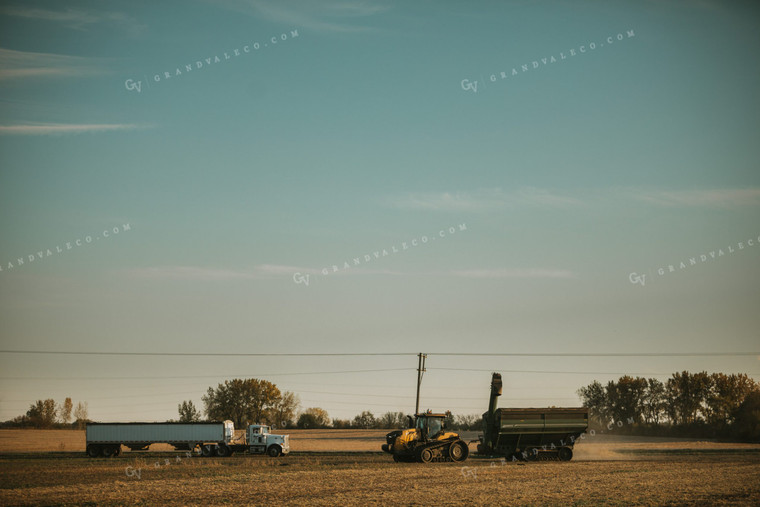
1,0,759,422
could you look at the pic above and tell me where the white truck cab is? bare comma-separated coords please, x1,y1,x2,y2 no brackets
247,424,290,457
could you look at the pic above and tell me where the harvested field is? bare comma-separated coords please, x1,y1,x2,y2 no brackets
1,430,759,505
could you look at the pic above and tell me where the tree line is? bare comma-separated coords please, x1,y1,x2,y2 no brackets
1,397,90,429
577,371,760,440
179,378,483,430
6,372,758,442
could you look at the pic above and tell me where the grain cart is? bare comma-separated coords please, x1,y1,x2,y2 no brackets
477,373,588,461
85,421,289,458
382,411,469,463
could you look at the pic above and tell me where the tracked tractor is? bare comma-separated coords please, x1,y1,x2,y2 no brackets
381,411,469,463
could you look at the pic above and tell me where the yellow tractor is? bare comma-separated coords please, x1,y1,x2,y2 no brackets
381,411,469,463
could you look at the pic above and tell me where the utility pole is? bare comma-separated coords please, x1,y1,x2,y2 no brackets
415,352,427,415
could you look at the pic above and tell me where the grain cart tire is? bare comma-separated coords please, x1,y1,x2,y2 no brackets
558,447,573,461
86,445,101,458
102,446,115,458
417,447,433,463
449,440,469,462
216,444,231,457
267,445,281,457
201,444,216,457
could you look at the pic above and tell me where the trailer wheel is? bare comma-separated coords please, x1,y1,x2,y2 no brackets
102,446,115,458
558,447,573,462
86,445,101,458
201,444,216,457
267,445,281,457
113,446,121,457
216,444,231,457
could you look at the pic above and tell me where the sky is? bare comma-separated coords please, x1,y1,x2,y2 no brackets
0,0,759,423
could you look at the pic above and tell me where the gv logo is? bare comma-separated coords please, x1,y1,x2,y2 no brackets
460,466,477,479
124,79,142,93
461,79,478,93
628,272,646,286
293,272,310,286
125,466,142,479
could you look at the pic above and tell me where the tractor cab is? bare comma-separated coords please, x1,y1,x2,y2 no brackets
414,412,447,441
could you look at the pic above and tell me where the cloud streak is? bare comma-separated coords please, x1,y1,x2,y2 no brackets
0,5,145,33
0,123,150,135
213,0,388,33
387,187,584,211
630,188,760,207
0,48,110,81
127,265,323,281
449,268,578,279
128,265,575,281
388,187,760,211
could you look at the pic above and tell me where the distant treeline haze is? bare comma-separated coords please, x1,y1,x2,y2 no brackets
4,372,758,441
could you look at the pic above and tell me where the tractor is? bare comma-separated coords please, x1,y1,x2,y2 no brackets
381,411,469,463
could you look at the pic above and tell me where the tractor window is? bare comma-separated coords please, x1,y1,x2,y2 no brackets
428,418,442,436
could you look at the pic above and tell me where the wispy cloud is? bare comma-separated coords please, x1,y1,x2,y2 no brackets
0,123,150,135
0,5,145,34
127,265,322,281
449,268,578,279
387,187,584,212
0,48,109,81
388,187,760,211
214,0,388,33
630,188,760,207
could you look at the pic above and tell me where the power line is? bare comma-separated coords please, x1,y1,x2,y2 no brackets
1,350,757,357
429,352,760,357
0,350,414,357
0,368,414,381
429,368,673,375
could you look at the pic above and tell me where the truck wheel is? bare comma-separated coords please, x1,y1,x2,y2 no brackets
102,446,115,458
267,445,281,457
558,447,573,461
216,444,231,457
449,441,469,462
86,445,101,458
201,444,216,457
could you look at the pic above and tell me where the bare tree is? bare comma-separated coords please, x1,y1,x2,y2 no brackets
270,391,299,429
73,401,89,429
378,411,407,429
59,398,73,425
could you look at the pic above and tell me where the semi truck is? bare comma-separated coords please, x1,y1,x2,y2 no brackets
85,421,289,458
477,373,588,461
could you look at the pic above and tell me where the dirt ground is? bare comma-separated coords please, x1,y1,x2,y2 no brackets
1,429,759,505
